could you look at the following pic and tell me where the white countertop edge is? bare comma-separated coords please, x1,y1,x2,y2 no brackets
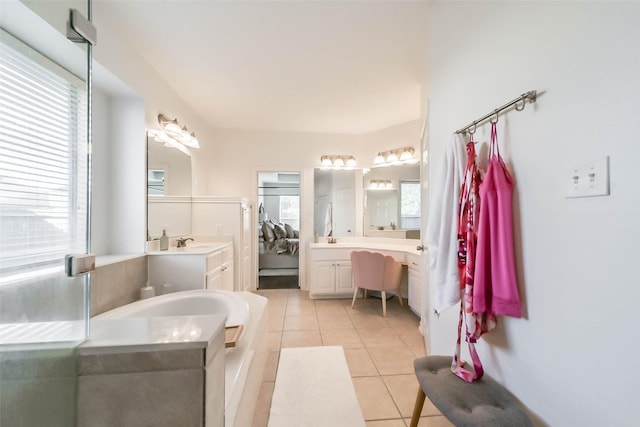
147,242,232,256
78,314,226,355
309,242,422,255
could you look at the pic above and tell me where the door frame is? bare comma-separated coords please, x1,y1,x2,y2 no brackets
252,167,306,291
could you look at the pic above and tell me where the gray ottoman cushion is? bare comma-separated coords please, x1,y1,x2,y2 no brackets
414,356,532,427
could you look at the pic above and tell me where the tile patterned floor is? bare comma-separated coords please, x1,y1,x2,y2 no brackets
251,289,454,427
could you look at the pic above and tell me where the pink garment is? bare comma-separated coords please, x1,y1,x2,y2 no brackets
473,123,522,318
452,138,495,383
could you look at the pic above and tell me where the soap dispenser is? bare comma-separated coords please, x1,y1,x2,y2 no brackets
160,229,169,251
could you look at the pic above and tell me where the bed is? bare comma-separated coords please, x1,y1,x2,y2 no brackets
259,221,299,270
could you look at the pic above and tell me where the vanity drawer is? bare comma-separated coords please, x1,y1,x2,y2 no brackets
222,246,233,263
206,251,223,273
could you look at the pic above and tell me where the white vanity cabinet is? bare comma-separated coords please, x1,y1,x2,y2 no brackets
205,245,234,291
192,197,253,292
309,241,423,302
407,253,422,315
309,247,354,298
313,261,353,296
148,243,234,293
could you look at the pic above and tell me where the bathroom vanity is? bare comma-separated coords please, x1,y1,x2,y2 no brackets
308,239,424,315
148,242,234,293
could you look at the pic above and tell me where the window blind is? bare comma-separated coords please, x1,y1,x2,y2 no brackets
0,30,88,282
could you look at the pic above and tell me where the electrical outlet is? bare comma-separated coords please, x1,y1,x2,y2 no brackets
565,156,610,198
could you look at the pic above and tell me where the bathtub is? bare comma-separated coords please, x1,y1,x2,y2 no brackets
96,289,268,427
95,289,251,328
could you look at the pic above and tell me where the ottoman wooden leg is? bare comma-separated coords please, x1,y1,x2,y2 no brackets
410,387,426,427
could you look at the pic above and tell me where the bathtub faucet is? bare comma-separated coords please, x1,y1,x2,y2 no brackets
176,237,194,248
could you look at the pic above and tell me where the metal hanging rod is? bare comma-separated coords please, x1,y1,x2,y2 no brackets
455,90,537,134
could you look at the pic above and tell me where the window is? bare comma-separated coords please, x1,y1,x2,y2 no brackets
279,195,300,230
400,180,420,230
147,169,165,195
0,30,88,283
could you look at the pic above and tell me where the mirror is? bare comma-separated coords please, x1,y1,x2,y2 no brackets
313,169,357,237
364,164,420,239
146,133,193,239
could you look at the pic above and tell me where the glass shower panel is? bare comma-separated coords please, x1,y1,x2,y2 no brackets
0,0,92,425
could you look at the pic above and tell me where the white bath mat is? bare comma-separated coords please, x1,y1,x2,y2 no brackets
268,346,365,427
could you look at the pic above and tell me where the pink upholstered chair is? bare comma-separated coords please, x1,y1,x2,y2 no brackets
350,250,403,316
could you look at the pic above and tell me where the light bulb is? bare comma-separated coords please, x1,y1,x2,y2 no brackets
400,148,414,161
190,133,200,148
164,120,181,134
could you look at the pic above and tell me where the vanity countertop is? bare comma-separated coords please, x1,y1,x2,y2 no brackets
147,242,231,256
309,240,422,256
78,314,226,355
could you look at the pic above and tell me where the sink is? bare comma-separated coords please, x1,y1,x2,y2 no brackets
183,242,218,248
168,242,228,253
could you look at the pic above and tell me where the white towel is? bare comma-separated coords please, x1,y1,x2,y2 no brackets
324,203,333,237
426,134,467,314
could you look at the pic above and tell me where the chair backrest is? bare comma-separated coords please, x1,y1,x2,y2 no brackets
382,255,403,291
351,250,402,291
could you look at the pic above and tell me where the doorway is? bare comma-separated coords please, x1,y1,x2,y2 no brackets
257,172,300,289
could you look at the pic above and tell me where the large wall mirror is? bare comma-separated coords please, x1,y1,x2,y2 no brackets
364,164,420,239
313,169,358,237
147,132,193,239
313,164,420,240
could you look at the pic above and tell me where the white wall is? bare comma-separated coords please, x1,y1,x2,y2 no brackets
90,88,111,255
93,4,215,141
425,2,640,426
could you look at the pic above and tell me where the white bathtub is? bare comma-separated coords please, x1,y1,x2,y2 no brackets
96,289,268,427
96,289,250,328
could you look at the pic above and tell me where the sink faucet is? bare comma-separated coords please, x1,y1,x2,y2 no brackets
176,237,194,248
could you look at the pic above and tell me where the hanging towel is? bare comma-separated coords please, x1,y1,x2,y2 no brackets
426,134,467,314
473,123,522,318
324,203,333,237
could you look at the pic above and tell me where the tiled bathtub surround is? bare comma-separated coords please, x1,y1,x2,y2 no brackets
91,255,148,316
252,289,454,427
76,316,226,427
0,346,77,426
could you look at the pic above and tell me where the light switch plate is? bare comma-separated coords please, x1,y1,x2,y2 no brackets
565,156,610,198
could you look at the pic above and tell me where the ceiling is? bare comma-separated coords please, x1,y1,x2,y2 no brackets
97,1,429,134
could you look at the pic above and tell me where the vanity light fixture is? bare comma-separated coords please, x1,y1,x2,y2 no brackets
157,114,200,149
372,147,418,167
147,129,191,156
369,179,393,190
320,155,357,170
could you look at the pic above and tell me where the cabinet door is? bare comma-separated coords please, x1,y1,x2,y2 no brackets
221,262,233,292
408,264,421,313
335,262,354,293
206,251,223,274
206,268,223,290
313,262,336,293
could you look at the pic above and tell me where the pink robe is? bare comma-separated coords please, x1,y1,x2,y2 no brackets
473,123,522,318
